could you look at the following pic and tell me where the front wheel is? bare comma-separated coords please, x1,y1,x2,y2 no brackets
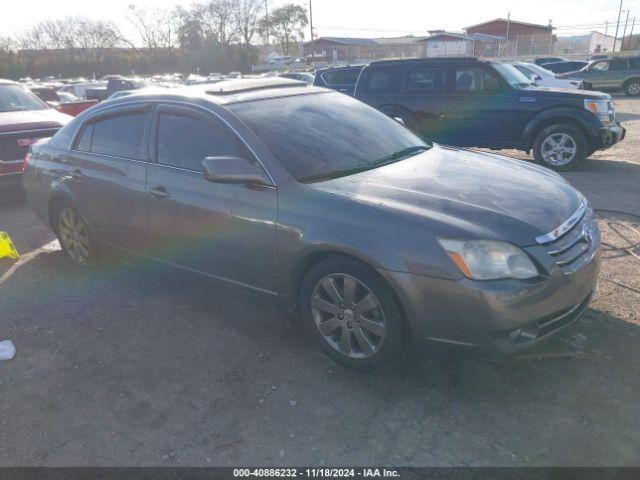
299,257,405,371
624,78,640,97
532,124,587,171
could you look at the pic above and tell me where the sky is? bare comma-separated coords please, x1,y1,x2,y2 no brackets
2,0,640,41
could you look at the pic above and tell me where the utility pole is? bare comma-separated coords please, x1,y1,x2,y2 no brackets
628,17,636,49
605,20,609,36
309,0,315,65
614,0,624,52
264,0,269,45
621,10,630,50
505,11,511,56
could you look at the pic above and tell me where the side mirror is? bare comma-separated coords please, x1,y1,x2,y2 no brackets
202,156,271,186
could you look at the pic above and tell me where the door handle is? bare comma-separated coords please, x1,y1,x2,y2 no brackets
149,185,171,200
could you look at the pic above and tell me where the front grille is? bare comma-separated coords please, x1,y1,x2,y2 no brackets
0,128,58,163
537,203,600,275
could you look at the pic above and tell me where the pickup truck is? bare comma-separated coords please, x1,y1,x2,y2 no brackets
85,77,152,102
30,87,98,116
354,57,625,170
0,80,71,190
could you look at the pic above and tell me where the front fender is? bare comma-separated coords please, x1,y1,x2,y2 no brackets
521,106,600,146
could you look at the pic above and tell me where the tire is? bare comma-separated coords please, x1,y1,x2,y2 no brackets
532,123,588,171
624,78,640,97
299,256,405,371
52,201,98,266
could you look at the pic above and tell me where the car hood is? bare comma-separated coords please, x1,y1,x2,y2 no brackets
519,85,610,99
0,109,71,133
310,145,584,246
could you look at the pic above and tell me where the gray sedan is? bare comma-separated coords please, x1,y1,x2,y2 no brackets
22,78,600,370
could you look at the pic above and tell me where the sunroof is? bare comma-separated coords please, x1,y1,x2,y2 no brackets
205,78,306,95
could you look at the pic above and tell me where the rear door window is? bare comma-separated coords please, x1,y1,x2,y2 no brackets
629,58,640,69
90,111,150,160
405,66,445,92
156,109,248,172
610,59,629,71
359,67,405,94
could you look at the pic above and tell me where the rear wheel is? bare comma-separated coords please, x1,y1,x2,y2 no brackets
532,124,587,171
299,257,405,371
624,78,640,97
53,202,97,265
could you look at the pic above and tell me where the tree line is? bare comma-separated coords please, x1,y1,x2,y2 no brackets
0,1,309,79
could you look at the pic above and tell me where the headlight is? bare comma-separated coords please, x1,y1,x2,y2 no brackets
438,239,538,280
584,99,611,123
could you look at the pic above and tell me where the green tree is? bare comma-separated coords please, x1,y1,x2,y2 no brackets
259,4,308,56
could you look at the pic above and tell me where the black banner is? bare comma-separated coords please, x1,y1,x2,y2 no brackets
0,468,639,480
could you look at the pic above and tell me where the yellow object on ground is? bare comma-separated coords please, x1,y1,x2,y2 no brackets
0,232,19,260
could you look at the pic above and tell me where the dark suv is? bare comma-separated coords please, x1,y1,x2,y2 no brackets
313,65,365,95
354,58,625,170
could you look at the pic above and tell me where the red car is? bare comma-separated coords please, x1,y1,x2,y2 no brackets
30,86,98,117
0,80,71,188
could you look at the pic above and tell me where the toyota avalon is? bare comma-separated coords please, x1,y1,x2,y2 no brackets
22,78,600,370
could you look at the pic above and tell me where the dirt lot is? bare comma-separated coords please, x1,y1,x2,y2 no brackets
0,98,639,467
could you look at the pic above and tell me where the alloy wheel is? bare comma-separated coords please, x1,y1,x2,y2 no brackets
310,273,387,359
628,82,640,96
541,133,577,166
58,208,91,263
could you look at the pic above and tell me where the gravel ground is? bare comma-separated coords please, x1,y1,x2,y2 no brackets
0,98,639,467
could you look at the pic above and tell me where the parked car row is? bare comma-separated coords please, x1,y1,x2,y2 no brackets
0,79,71,188
22,77,603,370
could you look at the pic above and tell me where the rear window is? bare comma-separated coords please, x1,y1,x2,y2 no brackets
358,67,405,94
405,66,445,92
610,59,629,71
89,111,149,160
320,68,361,86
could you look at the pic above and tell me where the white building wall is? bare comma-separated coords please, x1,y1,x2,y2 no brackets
589,31,616,53
425,40,472,57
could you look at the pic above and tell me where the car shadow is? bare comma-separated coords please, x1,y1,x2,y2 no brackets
1,248,639,465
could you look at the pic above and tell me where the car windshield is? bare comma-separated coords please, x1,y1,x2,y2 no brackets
0,84,48,112
493,63,535,87
230,92,430,182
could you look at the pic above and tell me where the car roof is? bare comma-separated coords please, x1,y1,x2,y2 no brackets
367,57,481,67
99,78,325,107
316,64,366,72
0,79,18,86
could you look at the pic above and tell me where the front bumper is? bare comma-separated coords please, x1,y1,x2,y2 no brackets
378,249,600,354
587,122,626,151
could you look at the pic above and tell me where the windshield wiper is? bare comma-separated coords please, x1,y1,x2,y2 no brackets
369,145,430,167
299,145,430,183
